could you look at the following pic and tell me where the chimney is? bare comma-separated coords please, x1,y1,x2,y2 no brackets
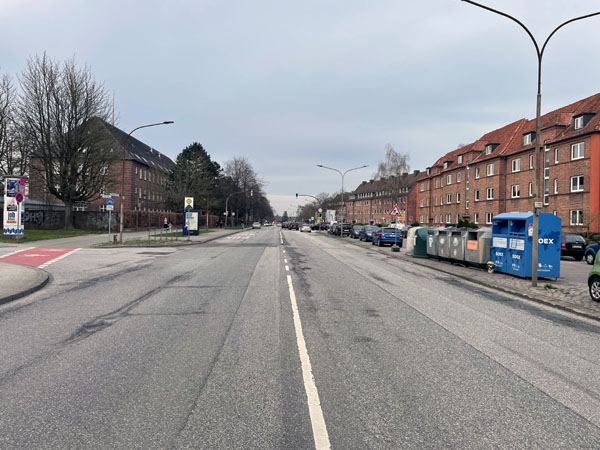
413,170,420,175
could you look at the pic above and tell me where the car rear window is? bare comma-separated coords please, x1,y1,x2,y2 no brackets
566,235,586,243
383,228,397,233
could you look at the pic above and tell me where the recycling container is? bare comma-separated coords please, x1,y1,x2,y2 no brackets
414,227,431,258
450,229,467,262
438,228,453,259
465,227,492,267
426,228,441,257
491,212,561,278
405,227,419,256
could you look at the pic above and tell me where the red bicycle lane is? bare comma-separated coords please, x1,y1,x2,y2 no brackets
0,247,80,268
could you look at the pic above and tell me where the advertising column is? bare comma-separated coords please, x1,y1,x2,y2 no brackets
3,176,25,236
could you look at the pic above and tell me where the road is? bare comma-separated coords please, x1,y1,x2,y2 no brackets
1,227,600,448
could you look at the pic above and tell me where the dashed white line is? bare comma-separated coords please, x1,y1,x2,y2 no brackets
38,248,81,268
286,274,331,449
284,258,288,264
285,265,290,271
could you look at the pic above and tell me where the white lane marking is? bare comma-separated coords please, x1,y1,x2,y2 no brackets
38,248,81,268
283,250,285,254
286,274,331,449
284,258,288,264
285,265,290,271
0,247,35,259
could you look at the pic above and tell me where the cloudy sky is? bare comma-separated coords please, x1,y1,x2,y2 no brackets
2,0,599,215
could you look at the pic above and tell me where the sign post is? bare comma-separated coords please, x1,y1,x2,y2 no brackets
106,198,114,242
3,176,25,240
389,203,401,251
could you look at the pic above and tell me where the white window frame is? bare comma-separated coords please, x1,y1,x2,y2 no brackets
524,134,532,146
554,148,559,164
475,190,480,201
571,175,584,192
458,155,463,164
474,213,479,224
554,178,558,194
486,212,493,224
447,174,452,185
571,142,585,160
420,183,424,192
446,194,451,204
487,163,494,176
456,192,461,203
485,145,493,155
574,116,583,130
475,167,480,179
457,172,462,183
511,158,520,173
570,210,584,226
486,188,494,200
511,185,520,198
446,214,451,224
529,182,533,197
529,154,534,169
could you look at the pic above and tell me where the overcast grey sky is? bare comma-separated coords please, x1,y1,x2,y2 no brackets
2,0,600,215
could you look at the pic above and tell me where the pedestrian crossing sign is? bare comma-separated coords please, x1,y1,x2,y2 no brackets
389,204,401,216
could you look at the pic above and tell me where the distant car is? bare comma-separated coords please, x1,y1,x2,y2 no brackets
561,234,586,261
336,223,352,236
290,222,299,230
252,222,261,229
589,254,600,301
329,223,339,235
372,227,403,247
350,225,365,239
584,243,600,265
300,224,312,233
359,225,379,242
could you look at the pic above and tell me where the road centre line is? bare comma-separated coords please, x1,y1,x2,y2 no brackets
286,274,331,450
38,248,81,268
284,258,288,263
285,265,289,271
0,247,35,259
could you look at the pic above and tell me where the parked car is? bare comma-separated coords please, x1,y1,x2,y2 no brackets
350,225,365,239
584,242,600,265
359,225,379,242
300,224,312,233
372,227,403,247
329,223,339,235
561,234,586,261
336,223,352,236
588,255,600,301
252,222,261,229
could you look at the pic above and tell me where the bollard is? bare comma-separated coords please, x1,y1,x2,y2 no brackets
487,261,495,274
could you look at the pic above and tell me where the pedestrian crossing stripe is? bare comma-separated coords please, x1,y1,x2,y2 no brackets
389,204,401,216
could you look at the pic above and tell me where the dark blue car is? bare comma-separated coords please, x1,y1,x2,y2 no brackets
372,227,403,247
359,225,379,242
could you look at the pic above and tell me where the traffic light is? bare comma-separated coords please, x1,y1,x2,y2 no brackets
295,193,298,199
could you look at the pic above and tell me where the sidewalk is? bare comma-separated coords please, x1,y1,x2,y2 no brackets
0,262,49,306
320,232,600,322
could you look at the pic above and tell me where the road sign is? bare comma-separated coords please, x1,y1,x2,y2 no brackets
185,197,194,209
100,194,111,199
15,193,24,203
389,204,401,216
106,198,114,206
109,193,120,197
106,204,114,211
409,216,414,222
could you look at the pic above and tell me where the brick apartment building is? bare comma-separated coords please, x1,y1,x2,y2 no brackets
29,119,175,213
346,170,421,224
416,92,600,233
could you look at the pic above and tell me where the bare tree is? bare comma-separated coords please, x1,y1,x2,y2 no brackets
224,156,266,223
17,54,115,228
373,144,410,214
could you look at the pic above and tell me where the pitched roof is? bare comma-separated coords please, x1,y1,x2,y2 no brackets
350,171,420,195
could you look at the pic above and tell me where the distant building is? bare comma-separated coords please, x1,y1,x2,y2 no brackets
416,92,600,233
29,118,175,213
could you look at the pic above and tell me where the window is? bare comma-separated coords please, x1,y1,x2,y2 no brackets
487,163,494,176
571,175,584,192
139,170,142,180
485,145,493,155
426,168,431,176
529,182,533,197
554,178,558,194
446,214,451,224
571,142,585,160
570,210,584,226
447,174,452,185
474,213,479,224
420,199,424,207
100,185,107,195
529,154,534,169
486,188,494,200
456,192,461,203
475,167,480,179
475,190,480,201
486,212,493,224
100,204,106,212
511,158,520,172
420,215,423,223
523,133,532,146
443,162,448,169
435,179,438,188
554,148,559,164
511,185,520,198
553,210,558,216
446,194,451,204
135,167,138,175
574,116,584,130
420,183,424,192
440,195,443,205
457,172,462,183
458,155,463,164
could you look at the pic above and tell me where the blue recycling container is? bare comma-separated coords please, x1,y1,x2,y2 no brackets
491,212,561,278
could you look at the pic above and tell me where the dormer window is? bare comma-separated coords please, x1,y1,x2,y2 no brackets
574,116,583,130
523,132,535,146
426,167,431,176
443,162,448,169
485,143,499,155
573,113,594,131
458,155,463,164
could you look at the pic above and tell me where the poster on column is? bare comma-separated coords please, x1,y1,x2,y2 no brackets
3,176,24,236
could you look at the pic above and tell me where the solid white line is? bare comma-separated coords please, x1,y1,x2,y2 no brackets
285,265,289,271
286,274,330,450
39,248,81,268
0,246,35,259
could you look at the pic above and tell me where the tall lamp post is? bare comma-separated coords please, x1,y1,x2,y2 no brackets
317,164,368,224
119,121,174,243
462,1,599,287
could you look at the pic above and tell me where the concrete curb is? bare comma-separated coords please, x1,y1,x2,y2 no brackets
318,232,600,323
0,264,50,306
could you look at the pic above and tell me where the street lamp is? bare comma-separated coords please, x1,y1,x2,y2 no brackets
462,1,599,287
119,121,174,243
225,191,244,228
317,164,368,224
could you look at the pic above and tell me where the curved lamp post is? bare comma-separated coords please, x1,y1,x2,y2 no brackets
119,121,174,243
317,164,368,224
462,0,599,286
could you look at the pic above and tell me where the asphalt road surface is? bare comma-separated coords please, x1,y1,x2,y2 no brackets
2,227,600,449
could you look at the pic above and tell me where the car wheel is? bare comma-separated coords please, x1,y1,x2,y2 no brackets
372,240,375,245
586,252,596,265
378,240,382,247
590,277,600,302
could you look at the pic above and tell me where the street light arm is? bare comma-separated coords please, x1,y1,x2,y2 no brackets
316,164,342,177
541,12,600,56
462,0,540,57
343,165,369,177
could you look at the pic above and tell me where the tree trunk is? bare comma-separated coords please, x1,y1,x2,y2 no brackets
64,201,74,230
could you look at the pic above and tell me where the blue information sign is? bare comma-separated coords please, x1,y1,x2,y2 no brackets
106,198,114,206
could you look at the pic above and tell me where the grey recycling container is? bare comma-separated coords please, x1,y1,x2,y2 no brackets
438,228,453,259
450,229,467,262
465,227,492,267
426,228,441,257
